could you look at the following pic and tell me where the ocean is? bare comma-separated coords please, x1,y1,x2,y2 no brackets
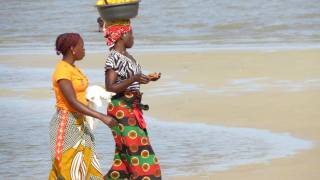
0,0,320,54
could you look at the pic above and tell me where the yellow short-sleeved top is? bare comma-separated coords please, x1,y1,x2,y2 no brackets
52,60,89,112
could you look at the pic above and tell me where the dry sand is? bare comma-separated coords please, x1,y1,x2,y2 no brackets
1,49,319,179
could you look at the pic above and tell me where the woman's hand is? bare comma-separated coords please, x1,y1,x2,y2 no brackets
133,74,150,84
106,70,150,93
148,72,161,81
99,114,118,128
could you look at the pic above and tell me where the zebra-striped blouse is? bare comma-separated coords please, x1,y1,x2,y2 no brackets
105,50,142,91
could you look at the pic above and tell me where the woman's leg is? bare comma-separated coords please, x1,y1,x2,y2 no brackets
123,125,162,180
106,94,161,180
105,125,130,180
49,110,104,180
105,116,161,180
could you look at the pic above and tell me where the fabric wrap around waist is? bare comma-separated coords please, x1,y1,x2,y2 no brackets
111,91,149,110
108,91,148,129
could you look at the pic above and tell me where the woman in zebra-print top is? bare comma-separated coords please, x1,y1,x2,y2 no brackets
105,48,143,91
103,21,162,180
104,21,153,93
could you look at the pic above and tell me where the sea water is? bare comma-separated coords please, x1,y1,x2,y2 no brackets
0,0,320,54
0,97,313,179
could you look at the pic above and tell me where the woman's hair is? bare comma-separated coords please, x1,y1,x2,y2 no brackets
97,17,103,25
55,33,81,55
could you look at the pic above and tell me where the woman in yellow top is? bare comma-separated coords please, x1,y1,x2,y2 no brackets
49,33,117,180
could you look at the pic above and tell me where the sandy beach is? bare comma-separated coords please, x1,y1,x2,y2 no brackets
0,49,319,179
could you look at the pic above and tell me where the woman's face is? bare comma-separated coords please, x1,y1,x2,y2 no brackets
73,38,85,60
124,30,134,48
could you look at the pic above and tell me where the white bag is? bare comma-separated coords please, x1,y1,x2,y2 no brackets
85,85,115,130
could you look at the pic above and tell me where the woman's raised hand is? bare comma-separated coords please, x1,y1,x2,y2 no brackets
133,74,150,84
148,72,161,81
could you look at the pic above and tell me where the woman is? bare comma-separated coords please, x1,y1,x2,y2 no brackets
97,17,104,32
104,21,162,180
49,33,117,180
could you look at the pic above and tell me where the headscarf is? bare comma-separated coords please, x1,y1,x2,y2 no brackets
103,20,132,48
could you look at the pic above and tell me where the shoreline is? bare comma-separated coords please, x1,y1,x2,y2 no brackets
1,49,320,179
1,43,320,56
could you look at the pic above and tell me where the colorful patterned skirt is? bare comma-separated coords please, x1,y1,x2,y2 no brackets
105,92,162,180
49,109,104,180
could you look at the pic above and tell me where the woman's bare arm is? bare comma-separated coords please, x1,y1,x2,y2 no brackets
58,79,117,127
105,69,149,93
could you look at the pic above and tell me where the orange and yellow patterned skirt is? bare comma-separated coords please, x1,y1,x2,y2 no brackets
48,109,103,180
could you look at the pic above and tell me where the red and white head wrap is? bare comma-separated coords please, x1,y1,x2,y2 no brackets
104,21,132,48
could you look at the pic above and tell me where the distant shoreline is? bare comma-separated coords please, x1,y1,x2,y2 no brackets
1,43,320,55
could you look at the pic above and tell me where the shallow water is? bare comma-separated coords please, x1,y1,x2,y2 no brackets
0,66,315,179
0,0,320,54
1,65,320,95
0,97,313,179
146,77,320,96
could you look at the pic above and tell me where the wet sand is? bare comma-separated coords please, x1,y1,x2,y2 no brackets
1,49,320,179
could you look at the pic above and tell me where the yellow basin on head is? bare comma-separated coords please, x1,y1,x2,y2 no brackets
96,0,139,6
96,0,140,21
96,0,106,6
